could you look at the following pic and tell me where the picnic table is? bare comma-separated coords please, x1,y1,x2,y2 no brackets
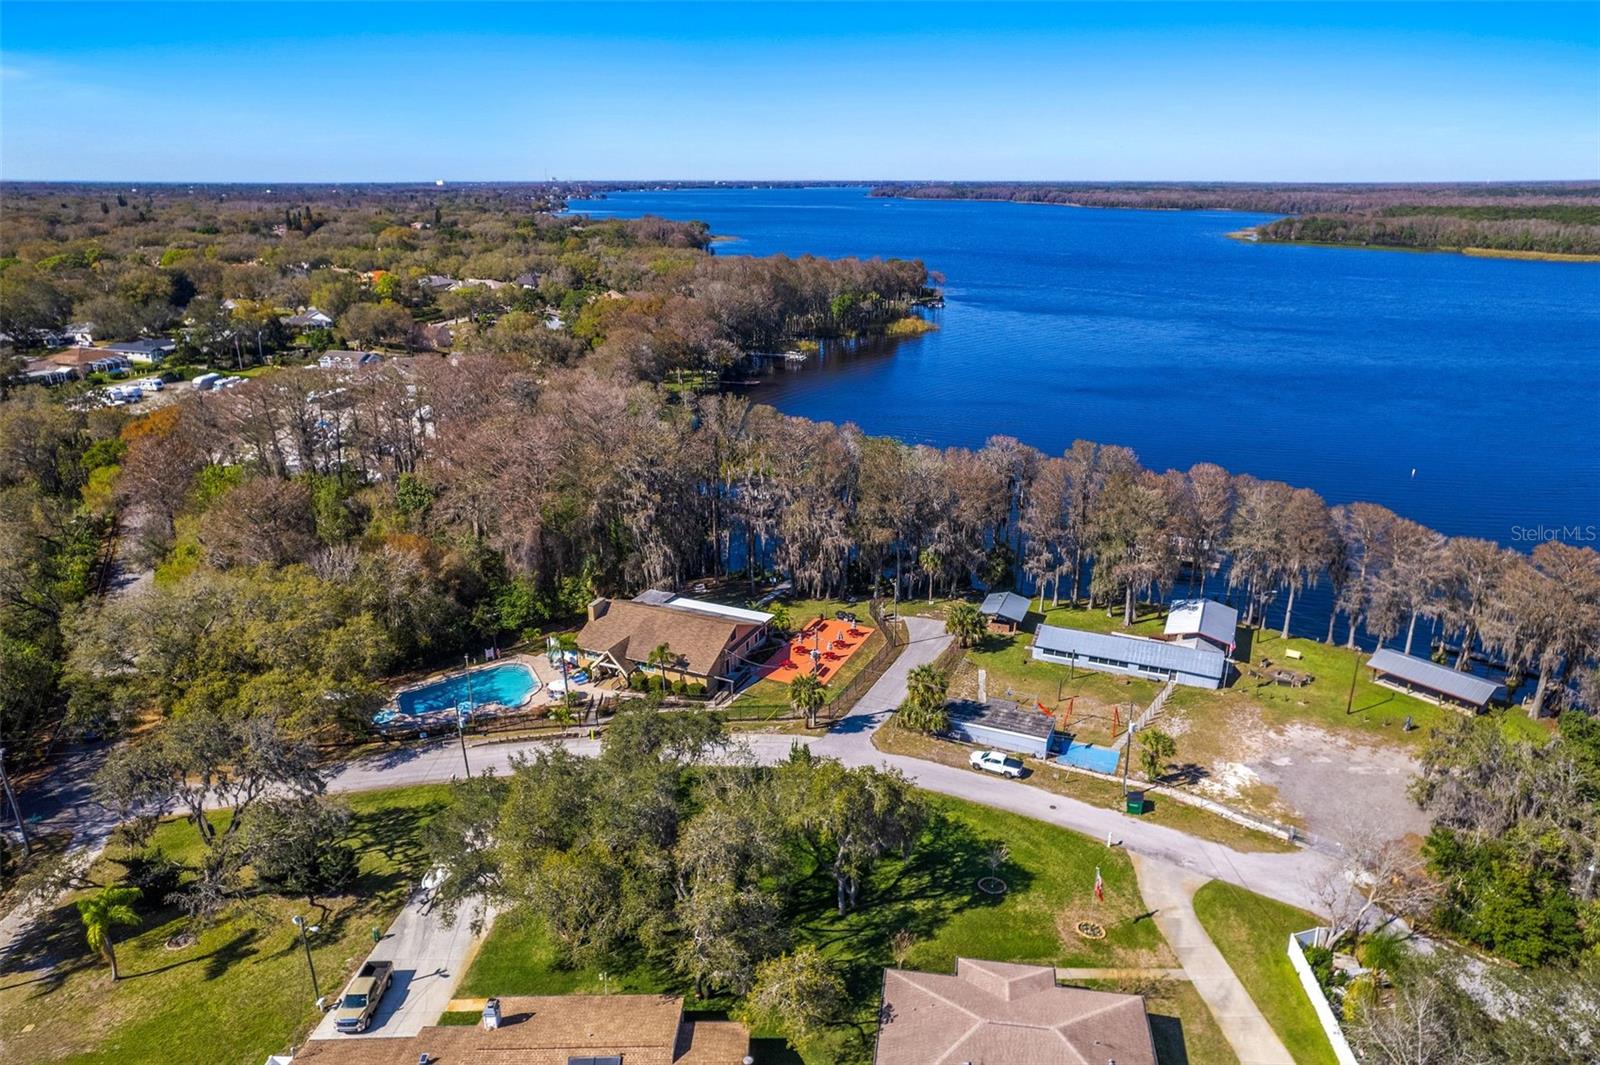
1268,667,1313,688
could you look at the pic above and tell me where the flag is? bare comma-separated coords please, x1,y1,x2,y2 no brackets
1093,866,1104,902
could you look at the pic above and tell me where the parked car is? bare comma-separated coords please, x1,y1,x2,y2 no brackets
968,750,1025,778
334,959,393,1033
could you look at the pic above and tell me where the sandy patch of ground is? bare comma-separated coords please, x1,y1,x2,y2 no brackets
1158,696,1426,848
1247,723,1429,846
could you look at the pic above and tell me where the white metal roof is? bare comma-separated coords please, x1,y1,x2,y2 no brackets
1164,598,1239,647
630,591,773,625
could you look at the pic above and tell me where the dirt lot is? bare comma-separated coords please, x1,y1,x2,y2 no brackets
1247,724,1429,846
1159,695,1428,848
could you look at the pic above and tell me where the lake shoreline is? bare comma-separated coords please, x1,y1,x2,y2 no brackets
1225,228,1600,263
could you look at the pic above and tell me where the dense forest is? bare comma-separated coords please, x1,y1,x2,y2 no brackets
870,181,1600,255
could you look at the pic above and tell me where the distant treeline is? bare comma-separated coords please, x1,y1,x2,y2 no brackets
870,182,1600,256
1257,213,1600,256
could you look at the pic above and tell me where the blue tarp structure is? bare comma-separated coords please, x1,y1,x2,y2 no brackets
1057,740,1121,775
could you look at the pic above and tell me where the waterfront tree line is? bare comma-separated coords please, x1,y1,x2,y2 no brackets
871,181,1600,256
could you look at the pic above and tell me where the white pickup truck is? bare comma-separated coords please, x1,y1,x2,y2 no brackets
968,750,1025,779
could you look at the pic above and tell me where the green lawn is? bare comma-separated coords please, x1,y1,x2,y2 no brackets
1191,880,1338,1065
0,784,451,1065
957,627,1159,746
453,793,1179,1064
1180,628,1548,748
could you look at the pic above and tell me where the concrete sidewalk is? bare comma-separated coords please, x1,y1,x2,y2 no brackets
1132,854,1295,1065
306,874,489,1041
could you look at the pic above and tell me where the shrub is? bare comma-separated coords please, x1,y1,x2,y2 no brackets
688,682,707,697
629,672,649,692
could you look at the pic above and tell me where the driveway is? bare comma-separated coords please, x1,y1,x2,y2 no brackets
306,873,489,1040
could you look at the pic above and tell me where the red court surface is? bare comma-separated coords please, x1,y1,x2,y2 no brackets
760,618,876,686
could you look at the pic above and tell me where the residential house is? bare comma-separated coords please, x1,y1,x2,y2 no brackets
102,338,175,364
873,958,1158,1065
318,350,384,371
1162,598,1239,654
577,593,772,692
1033,624,1227,689
946,697,1055,757
22,359,76,386
418,274,457,292
50,348,132,376
1366,647,1499,711
289,993,750,1065
65,321,96,346
979,590,1032,634
283,307,335,330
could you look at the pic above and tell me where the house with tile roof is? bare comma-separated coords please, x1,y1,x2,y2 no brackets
289,993,750,1065
873,958,1157,1065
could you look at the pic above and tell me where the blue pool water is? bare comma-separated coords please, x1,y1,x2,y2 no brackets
392,663,539,719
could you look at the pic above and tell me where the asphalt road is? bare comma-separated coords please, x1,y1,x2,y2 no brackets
322,615,1338,917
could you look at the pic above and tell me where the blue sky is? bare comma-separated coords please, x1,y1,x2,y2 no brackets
1,2,1596,181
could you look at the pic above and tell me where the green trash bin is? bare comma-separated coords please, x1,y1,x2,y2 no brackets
1125,790,1147,815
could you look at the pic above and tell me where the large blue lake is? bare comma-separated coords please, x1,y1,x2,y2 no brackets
574,186,1599,548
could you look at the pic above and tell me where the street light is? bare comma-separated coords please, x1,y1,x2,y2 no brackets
0,745,30,858
292,914,322,1004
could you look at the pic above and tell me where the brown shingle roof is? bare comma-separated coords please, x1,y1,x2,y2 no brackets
874,959,1158,1065
576,600,760,679
292,994,749,1065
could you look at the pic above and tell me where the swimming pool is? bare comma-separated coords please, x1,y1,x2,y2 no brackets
388,662,540,720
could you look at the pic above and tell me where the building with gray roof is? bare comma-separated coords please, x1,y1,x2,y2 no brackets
1033,624,1227,689
1366,648,1499,710
979,590,1031,632
1163,597,1239,652
946,697,1056,757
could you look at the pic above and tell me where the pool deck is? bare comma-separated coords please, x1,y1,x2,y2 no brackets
381,650,610,729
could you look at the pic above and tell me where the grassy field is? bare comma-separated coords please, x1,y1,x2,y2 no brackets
1183,628,1548,747
0,784,450,1065
873,724,1296,854
1192,881,1339,1065
451,792,1225,1064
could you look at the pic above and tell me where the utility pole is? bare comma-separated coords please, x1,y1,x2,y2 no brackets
0,746,30,858
457,670,474,777
1345,637,1361,715
292,915,321,1003
1121,722,1136,797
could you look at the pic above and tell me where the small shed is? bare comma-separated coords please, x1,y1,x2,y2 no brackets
1163,598,1239,653
979,591,1031,634
947,697,1055,758
1366,648,1499,711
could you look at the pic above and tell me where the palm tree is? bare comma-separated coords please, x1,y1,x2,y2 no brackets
896,665,950,733
919,547,942,603
789,672,826,728
553,631,579,698
77,885,141,981
945,601,985,648
647,642,685,687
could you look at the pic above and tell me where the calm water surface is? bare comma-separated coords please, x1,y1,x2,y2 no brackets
575,187,1600,548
